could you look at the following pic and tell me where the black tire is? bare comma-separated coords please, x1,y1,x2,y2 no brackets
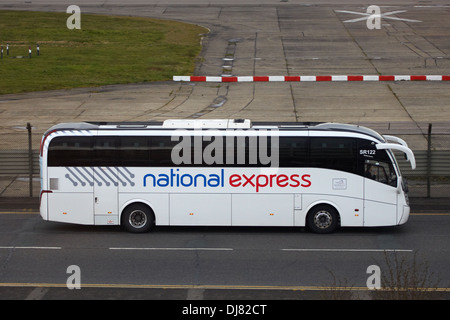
121,203,154,233
306,205,339,234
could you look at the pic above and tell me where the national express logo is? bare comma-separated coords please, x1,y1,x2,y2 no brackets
143,169,311,193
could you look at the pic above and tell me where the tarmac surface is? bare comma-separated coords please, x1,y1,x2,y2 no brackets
1,0,449,151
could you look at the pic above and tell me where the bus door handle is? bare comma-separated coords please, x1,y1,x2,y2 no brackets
95,197,98,204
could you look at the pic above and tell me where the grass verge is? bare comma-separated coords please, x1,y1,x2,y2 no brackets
0,10,207,94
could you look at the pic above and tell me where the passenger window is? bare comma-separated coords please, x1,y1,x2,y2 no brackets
278,137,309,167
120,137,150,166
151,136,179,166
48,136,92,166
310,137,358,174
93,137,119,166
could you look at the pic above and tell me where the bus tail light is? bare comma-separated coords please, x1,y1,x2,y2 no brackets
40,190,52,204
40,130,57,156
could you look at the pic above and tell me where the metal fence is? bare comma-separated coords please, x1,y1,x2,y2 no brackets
0,122,449,198
0,123,41,197
373,122,450,198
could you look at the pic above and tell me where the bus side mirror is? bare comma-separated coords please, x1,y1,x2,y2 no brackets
376,143,416,170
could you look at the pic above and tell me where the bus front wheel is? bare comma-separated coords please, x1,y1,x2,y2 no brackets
121,203,155,233
306,205,339,234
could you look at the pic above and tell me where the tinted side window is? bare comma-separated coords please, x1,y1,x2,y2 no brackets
310,137,358,174
48,135,362,171
48,136,92,166
151,136,178,166
120,136,150,166
279,137,308,167
94,137,119,166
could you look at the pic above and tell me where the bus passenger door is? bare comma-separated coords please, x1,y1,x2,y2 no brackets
363,159,398,226
93,167,119,225
92,137,120,225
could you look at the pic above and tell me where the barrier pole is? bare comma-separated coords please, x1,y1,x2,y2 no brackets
427,123,432,198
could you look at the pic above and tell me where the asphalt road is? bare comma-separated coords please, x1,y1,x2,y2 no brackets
0,206,448,300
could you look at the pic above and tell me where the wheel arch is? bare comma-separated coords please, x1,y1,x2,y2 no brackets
120,199,156,225
305,201,342,231
305,201,341,223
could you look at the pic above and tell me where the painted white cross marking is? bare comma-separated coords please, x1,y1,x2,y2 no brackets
335,9,422,23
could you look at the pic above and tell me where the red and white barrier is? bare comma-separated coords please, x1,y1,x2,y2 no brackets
173,75,450,82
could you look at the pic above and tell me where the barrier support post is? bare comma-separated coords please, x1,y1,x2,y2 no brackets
426,123,432,198
27,123,33,197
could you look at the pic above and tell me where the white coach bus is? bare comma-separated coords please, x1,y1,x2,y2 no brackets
39,119,415,233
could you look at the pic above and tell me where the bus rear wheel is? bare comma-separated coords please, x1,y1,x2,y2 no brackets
306,205,339,234
121,204,154,233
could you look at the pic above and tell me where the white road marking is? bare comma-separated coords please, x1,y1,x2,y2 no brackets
109,247,233,251
281,248,413,252
0,246,61,250
335,9,422,23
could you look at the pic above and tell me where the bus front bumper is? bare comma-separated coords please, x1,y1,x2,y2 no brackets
398,205,410,225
